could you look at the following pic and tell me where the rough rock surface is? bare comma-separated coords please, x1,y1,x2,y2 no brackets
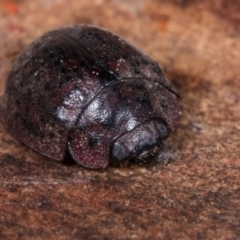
0,0,239,239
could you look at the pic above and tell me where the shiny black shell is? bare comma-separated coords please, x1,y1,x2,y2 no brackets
1,25,180,169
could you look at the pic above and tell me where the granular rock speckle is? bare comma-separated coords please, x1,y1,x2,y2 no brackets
0,0,240,239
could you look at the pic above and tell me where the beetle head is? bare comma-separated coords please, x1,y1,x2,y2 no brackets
110,119,169,166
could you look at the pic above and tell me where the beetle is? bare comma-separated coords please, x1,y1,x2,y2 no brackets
1,25,180,169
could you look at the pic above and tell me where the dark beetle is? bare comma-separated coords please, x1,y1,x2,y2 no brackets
1,25,180,169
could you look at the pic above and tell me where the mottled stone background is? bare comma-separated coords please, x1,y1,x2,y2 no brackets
0,0,239,239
